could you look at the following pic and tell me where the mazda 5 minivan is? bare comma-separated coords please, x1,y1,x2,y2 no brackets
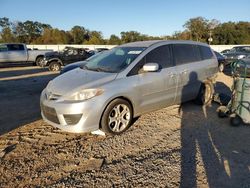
40,40,218,135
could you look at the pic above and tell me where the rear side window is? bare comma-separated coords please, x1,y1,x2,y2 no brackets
173,44,201,65
7,44,25,51
127,45,173,76
199,46,213,60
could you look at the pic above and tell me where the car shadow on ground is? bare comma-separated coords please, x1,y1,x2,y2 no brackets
179,72,250,187
0,67,58,136
0,67,49,79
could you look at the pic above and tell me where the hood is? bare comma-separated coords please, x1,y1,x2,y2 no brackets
45,51,59,58
46,68,118,95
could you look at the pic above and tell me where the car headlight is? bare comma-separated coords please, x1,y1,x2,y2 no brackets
66,88,104,101
237,55,246,59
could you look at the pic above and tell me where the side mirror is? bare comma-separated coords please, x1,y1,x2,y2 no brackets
142,63,159,72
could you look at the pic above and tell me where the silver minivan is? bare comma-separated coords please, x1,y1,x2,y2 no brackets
40,40,218,135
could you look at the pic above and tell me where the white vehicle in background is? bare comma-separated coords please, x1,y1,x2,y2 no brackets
0,43,53,66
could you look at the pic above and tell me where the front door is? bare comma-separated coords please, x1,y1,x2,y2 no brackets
129,44,178,114
6,44,27,62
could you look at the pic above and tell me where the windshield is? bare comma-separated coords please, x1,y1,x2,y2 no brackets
81,47,146,73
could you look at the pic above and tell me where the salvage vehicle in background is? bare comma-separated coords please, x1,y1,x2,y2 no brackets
0,43,52,66
214,51,229,72
40,40,218,135
220,49,231,55
40,47,92,71
223,46,250,63
60,51,108,74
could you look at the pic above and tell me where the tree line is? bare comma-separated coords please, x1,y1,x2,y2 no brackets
0,17,249,45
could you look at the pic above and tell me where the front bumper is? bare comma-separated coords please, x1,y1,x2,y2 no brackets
40,90,102,133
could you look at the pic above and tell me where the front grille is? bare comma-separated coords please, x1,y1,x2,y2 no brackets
64,114,82,125
41,104,60,124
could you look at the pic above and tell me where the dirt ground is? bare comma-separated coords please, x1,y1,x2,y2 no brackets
0,66,249,188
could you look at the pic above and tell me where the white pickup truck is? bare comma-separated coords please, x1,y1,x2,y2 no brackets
0,43,53,66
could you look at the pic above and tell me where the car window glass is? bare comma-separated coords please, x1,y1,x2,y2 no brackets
7,44,24,51
0,44,8,52
199,45,213,60
127,45,173,76
145,45,173,69
173,44,201,65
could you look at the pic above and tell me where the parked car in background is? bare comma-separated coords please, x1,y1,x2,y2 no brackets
220,49,231,54
40,40,218,135
223,46,250,63
60,61,86,74
0,43,52,65
60,51,107,74
95,48,109,52
214,51,229,72
87,48,110,57
40,47,93,71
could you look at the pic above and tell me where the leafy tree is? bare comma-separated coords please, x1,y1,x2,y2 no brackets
183,17,209,42
120,31,143,43
213,22,250,44
0,17,11,29
85,31,105,44
70,26,89,44
13,20,51,43
108,34,121,45
0,17,15,42
169,30,191,40
0,27,16,42
36,28,70,44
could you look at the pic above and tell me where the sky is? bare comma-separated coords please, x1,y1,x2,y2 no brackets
0,0,249,38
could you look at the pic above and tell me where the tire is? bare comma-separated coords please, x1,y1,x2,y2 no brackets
218,63,224,72
100,99,133,135
230,114,242,126
195,80,214,105
35,56,44,67
48,61,61,71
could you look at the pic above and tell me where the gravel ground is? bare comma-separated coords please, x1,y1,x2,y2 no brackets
0,66,249,188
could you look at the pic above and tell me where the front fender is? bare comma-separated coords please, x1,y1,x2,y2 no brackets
47,58,63,65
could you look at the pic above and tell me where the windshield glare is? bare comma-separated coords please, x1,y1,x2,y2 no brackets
83,47,145,73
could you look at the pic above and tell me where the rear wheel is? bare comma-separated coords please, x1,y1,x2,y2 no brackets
195,80,214,105
230,114,243,126
35,56,43,67
48,61,61,71
101,99,133,135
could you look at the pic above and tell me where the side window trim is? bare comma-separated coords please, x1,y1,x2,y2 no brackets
127,44,174,77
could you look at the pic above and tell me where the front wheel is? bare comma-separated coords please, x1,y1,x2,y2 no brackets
48,61,61,71
230,114,242,126
101,99,133,135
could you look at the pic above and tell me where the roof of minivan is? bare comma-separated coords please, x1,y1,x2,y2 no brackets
119,40,209,48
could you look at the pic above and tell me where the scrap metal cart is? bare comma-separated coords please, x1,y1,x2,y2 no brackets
218,59,250,126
